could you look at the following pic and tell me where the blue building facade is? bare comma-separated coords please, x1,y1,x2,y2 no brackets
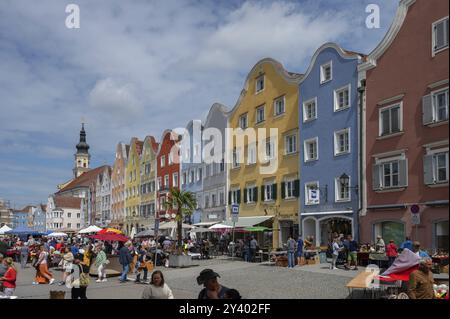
33,204,47,233
299,43,363,247
181,120,203,224
13,211,29,229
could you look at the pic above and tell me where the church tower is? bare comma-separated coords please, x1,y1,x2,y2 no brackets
73,123,91,178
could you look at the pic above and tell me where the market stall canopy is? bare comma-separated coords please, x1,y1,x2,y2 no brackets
243,226,272,232
98,228,123,235
190,227,214,233
0,225,12,235
78,225,103,234
47,232,68,237
221,216,274,228
192,221,220,227
135,229,155,238
209,223,233,230
90,233,128,242
5,226,41,236
157,221,194,230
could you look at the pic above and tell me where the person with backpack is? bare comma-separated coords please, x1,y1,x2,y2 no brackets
68,255,89,299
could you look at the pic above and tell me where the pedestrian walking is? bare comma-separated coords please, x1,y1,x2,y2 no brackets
81,245,93,273
119,241,132,283
141,270,174,299
94,244,108,283
286,236,296,268
197,269,230,299
135,245,149,284
68,256,89,299
330,237,343,270
20,242,29,269
345,235,359,270
0,257,17,298
59,247,74,286
249,237,258,263
296,236,304,266
34,245,54,284
386,240,398,267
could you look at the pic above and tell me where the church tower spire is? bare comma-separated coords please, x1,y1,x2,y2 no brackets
73,123,91,178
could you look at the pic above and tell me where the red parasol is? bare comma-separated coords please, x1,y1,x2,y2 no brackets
90,233,129,242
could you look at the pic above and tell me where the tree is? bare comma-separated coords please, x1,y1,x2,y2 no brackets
164,188,197,253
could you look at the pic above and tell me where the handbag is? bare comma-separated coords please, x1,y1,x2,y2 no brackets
79,266,90,287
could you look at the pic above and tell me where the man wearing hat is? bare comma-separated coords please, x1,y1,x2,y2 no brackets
412,241,430,258
197,269,231,299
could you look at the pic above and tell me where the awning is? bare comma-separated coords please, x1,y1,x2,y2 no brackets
192,221,220,227
301,211,353,216
222,216,274,228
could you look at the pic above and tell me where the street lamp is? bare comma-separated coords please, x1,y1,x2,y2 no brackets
339,173,358,195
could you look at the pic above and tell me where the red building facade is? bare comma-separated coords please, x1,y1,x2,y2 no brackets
359,0,449,251
156,130,181,223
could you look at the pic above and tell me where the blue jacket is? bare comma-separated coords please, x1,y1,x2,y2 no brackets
400,240,413,251
119,246,132,265
297,239,304,253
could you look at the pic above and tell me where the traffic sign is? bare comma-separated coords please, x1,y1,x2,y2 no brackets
411,213,420,225
231,204,239,223
410,204,420,214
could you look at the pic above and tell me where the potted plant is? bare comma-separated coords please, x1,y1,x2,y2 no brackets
164,188,197,268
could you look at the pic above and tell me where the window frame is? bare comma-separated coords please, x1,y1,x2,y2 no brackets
303,137,319,162
432,87,449,123
160,155,166,168
335,176,351,202
378,102,403,137
247,143,257,165
334,128,351,156
433,151,449,183
274,95,286,116
320,61,332,84
173,172,179,187
333,84,351,112
303,97,317,122
239,113,248,129
285,180,295,199
432,16,449,56
255,75,265,94
285,134,297,155
305,181,320,205
256,104,265,124
264,184,274,202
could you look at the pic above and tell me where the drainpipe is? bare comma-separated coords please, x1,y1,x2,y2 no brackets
357,79,366,243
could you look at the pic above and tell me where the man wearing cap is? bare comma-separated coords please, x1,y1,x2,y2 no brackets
412,241,430,258
197,269,231,299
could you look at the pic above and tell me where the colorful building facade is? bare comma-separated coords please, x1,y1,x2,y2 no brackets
111,142,128,230
299,43,364,247
359,0,449,250
140,136,159,231
228,58,302,249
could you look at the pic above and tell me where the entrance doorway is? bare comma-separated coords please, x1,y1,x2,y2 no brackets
319,217,353,246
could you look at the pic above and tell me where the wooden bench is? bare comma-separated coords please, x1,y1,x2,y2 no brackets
346,269,379,298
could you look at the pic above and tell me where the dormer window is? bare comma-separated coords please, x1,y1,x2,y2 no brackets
256,75,265,93
320,61,332,84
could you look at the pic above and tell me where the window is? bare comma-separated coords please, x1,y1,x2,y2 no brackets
219,192,225,206
77,223,80,229
334,85,350,111
304,137,318,162
320,61,332,83
265,139,275,160
246,187,255,203
232,148,240,168
285,180,295,199
285,134,297,155
382,162,400,188
305,182,320,205
274,96,285,116
220,159,225,172
432,17,449,55
248,143,257,165
164,175,169,189
196,168,202,181
239,113,248,129
168,153,173,165
67,223,72,228
379,103,402,136
173,173,179,187
303,98,317,122
190,170,195,183
158,177,162,190
230,189,240,204
334,128,350,155
256,105,265,124
68,213,71,218
161,155,166,167
211,194,216,207
264,184,274,202
205,195,209,208
425,151,449,184
373,157,408,190
182,172,186,185
77,213,80,218
256,75,264,93
335,176,350,202
424,88,450,125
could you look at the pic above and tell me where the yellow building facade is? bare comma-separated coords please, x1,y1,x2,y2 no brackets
124,137,144,236
228,58,302,249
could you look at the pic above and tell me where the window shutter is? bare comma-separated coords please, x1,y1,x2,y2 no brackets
244,188,248,203
422,94,433,125
228,191,232,205
237,189,241,204
261,186,265,201
399,159,408,187
273,183,277,200
281,182,286,199
253,187,258,202
372,164,381,190
423,155,434,185
294,180,300,197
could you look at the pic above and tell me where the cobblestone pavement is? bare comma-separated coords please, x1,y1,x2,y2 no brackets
12,257,361,299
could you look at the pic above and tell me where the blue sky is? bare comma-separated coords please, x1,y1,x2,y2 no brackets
0,0,398,208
